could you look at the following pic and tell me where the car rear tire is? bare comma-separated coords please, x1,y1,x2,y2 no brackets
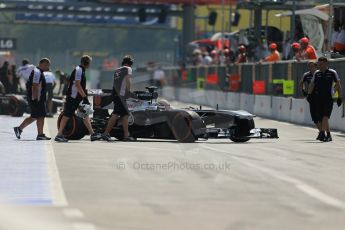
171,114,195,143
57,112,87,140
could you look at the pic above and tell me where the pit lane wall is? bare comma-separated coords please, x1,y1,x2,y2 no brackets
162,86,345,132
161,58,345,132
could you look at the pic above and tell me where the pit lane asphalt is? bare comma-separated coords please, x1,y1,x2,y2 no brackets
2,101,345,230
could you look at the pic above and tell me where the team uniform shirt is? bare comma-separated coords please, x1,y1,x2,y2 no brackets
44,71,56,84
264,51,280,62
16,64,35,82
26,67,46,102
311,68,340,100
112,66,132,97
302,45,317,60
66,65,86,100
302,71,314,91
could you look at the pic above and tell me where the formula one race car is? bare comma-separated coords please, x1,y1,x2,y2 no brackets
0,94,28,117
0,94,64,117
57,86,278,143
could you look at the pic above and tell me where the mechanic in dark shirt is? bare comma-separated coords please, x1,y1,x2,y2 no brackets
55,55,101,142
56,69,68,96
102,55,135,141
299,61,322,139
13,58,51,140
308,57,342,142
0,61,10,94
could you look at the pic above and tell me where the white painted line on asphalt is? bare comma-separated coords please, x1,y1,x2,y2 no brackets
44,124,68,207
63,208,85,219
1,117,55,205
72,222,97,230
202,145,345,210
296,184,345,210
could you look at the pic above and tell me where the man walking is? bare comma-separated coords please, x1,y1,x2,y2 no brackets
300,61,322,139
55,55,101,142
308,57,342,142
16,59,35,92
13,58,51,140
101,55,136,141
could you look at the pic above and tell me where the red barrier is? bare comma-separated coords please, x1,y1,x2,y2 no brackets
181,69,187,81
206,73,218,85
253,81,265,94
229,74,240,91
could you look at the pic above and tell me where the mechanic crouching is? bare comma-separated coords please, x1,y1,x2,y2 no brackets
101,55,136,141
55,55,102,142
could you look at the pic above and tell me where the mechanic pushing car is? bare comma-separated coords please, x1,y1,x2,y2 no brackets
101,55,136,141
55,55,102,142
13,58,51,140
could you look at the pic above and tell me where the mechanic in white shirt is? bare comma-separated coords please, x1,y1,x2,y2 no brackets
16,59,35,92
153,66,166,88
44,71,56,116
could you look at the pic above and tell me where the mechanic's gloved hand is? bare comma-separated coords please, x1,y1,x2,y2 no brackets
82,97,90,105
306,94,312,103
337,97,343,107
302,89,308,97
